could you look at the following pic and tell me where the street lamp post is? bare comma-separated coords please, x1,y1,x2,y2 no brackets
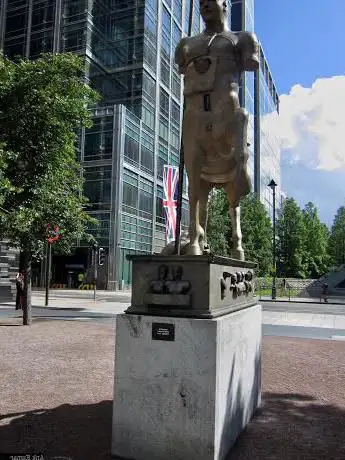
268,179,278,300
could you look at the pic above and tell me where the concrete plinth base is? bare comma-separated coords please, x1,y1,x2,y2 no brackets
112,304,261,460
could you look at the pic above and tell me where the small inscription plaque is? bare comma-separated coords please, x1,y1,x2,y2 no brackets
152,323,175,342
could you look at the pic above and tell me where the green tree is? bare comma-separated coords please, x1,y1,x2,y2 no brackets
207,189,231,257
0,53,99,325
328,206,345,267
240,193,272,276
207,191,272,275
302,202,330,277
277,198,307,278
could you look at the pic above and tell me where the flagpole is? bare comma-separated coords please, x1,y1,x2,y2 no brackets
174,0,194,255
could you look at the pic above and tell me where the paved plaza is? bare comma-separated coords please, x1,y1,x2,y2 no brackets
0,320,344,460
2,290,345,341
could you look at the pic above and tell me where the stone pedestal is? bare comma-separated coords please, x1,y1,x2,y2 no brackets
125,255,257,318
112,304,261,460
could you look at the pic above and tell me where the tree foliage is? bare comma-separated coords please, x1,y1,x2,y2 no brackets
207,189,232,257
328,206,345,266
277,199,330,279
240,193,272,276
276,198,306,278
207,191,272,275
302,202,330,278
0,52,99,324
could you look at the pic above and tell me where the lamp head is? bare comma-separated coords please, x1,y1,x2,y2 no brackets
268,179,278,190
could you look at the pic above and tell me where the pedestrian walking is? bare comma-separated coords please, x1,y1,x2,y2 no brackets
320,283,329,303
15,271,24,310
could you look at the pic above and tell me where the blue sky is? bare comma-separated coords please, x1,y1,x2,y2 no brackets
254,0,345,227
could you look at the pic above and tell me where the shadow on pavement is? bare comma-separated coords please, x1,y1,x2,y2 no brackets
0,401,113,460
228,392,345,459
1,393,344,459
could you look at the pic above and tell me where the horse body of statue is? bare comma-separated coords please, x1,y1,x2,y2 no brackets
172,0,259,261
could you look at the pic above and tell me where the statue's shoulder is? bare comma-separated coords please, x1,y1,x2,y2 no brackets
176,34,205,53
234,31,259,49
175,34,206,73
233,31,259,71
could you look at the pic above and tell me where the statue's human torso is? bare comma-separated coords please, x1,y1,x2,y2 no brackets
182,32,239,96
175,29,259,185
176,30,259,98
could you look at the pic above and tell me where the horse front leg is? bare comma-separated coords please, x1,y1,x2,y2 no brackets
186,179,204,255
199,180,212,253
229,205,244,261
224,183,245,261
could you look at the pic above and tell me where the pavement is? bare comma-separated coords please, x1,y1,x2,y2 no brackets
260,295,345,304
0,320,345,460
2,290,345,341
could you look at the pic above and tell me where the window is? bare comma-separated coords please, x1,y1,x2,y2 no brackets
31,2,54,30
141,131,154,173
139,186,153,218
157,143,168,179
172,71,181,98
160,88,169,118
161,7,171,56
156,186,164,223
160,59,170,87
143,72,156,102
172,22,181,53
30,32,53,57
144,10,157,43
159,117,169,144
144,36,157,70
123,171,138,214
87,213,110,247
83,166,112,211
170,126,180,151
171,100,180,126
5,10,27,38
173,0,182,24
142,103,155,130
124,134,139,166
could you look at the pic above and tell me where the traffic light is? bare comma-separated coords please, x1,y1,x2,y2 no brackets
98,247,106,266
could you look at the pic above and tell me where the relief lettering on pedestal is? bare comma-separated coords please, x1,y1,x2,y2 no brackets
220,270,253,300
144,265,192,307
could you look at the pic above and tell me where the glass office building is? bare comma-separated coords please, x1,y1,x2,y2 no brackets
0,0,194,288
255,45,280,217
0,0,280,288
231,0,280,217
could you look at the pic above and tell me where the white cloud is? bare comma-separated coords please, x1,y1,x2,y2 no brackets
277,76,345,171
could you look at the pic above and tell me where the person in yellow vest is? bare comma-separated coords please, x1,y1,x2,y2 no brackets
77,272,85,288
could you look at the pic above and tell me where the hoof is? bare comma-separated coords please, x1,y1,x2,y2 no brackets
203,244,211,254
231,248,245,261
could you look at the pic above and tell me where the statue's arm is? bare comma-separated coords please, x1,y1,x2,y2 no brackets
237,32,260,71
175,38,187,75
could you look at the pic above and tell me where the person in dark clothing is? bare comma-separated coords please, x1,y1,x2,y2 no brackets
15,271,24,310
321,283,329,303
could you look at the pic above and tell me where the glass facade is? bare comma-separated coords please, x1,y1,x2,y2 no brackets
0,0,280,288
257,45,280,217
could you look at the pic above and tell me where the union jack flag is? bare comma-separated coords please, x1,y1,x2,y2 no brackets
163,165,179,243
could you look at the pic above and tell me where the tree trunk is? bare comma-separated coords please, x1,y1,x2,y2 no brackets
22,249,32,326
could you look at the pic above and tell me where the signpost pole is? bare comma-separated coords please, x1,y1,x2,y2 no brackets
45,242,52,306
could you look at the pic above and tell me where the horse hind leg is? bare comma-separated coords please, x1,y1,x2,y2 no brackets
224,183,245,261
